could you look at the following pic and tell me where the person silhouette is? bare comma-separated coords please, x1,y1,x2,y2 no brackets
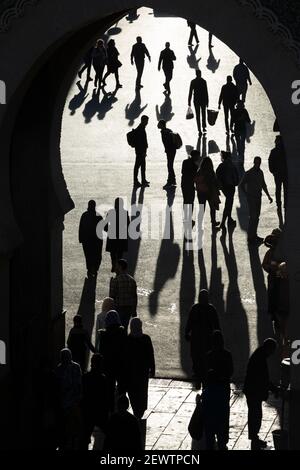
157,119,178,189
268,135,288,213
79,200,103,278
131,36,151,90
216,151,239,229
181,150,200,238
92,39,107,93
232,100,251,158
78,46,94,84
218,76,239,134
233,59,252,102
102,39,122,89
188,70,209,135
158,42,176,95
187,20,199,46
132,115,150,187
67,315,95,373
104,198,130,272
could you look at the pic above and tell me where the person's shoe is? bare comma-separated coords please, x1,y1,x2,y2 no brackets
251,438,267,450
142,180,150,187
163,183,172,190
134,181,142,188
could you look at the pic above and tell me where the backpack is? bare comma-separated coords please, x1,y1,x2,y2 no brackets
127,128,137,148
172,132,183,149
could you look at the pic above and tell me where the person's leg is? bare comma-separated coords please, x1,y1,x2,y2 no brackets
78,62,87,78
194,28,199,44
224,105,229,133
115,69,122,87
165,69,172,94
226,186,235,222
242,82,248,103
247,197,261,241
194,104,201,133
167,150,176,184
136,61,144,89
274,175,282,208
188,28,193,45
86,60,92,81
209,32,213,47
134,152,142,184
102,70,110,85
201,105,207,131
221,187,230,224
229,104,235,131
141,155,147,183
247,397,263,444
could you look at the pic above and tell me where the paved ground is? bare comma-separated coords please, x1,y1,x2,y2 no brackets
61,8,281,382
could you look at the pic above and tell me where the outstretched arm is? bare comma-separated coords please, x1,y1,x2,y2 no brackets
262,174,273,202
145,45,151,62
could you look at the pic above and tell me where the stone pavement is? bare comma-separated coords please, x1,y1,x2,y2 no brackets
91,379,280,451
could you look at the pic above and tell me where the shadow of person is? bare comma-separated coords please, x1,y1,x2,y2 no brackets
82,88,100,123
97,88,118,120
127,186,145,276
187,45,201,70
77,276,97,370
155,95,174,123
208,140,220,155
149,189,180,316
207,48,220,73
246,120,256,143
125,90,148,126
68,80,89,115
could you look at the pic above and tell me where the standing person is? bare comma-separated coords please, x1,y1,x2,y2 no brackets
158,42,176,95
109,259,138,330
126,318,155,419
95,297,115,351
132,115,150,187
79,200,103,278
218,76,239,134
262,233,283,328
67,315,95,373
232,100,251,158
216,151,239,229
185,289,220,388
131,36,151,90
92,39,107,92
240,157,273,245
268,135,288,212
102,39,122,89
187,20,199,46
233,58,252,102
104,197,130,272
157,119,178,189
188,70,209,135
243,339,279,450
78,46,94,83
181,150,200,237
195,157,221,228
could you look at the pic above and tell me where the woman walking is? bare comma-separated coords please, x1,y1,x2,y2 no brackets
102,39,122,89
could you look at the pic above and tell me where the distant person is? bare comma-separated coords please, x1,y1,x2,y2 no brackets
157,119,178,189
188,70,209,135
131,36,151,90
240,157,273,245
187,20,199,46
126,318,155,419
67,315,95,373
92,39,107,92
132,115,150,187
262,233,283,328
185,289,220,388
78,46,94,83
79,200,103,278
109,259,138,330
218,76,239,134
102,39,122,89
232,100,251,158
181,150,200,236
195,157,221,228
104,394,142,451
216,151,239,229
81,354,109,449
233,59,252,102
158,42,176,95
95,297,115,351
268,135,288,211
243,339,279,450
104,198,130,272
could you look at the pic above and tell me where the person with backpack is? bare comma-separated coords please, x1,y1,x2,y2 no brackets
157,119,182,189
216,151,239,229
127,115,150,188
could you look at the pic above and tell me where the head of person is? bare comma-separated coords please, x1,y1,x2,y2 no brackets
278,262,288,279
102,297,115,314
157,119,166,130
96,39,104,48
136,36,142,43
108,39,115,48
117,394,130,412
116,258,128,274
212,330,224,351
88,199,96,212
201,156,214,174
262,338,278,357
227,75,233,84
198,289,209,306
165,42,170,49
73,314,83,328
60,348,72,365
105,310,121,328
196,70,202,79
130,317,143,337
221,150,231,162
253,156,261,169
90,353,104,372
190,150,200,162
141,114,149,127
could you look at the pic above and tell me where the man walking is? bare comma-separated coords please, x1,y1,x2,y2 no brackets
132,115,150,187
233,59,252,102
131,36,151,90
243,339,278,450
78,46,94,83
268,135,288,211
232,100,251,158
187,20,199,46
157,119,178,189
216,151,239,229
79,200,103,277
240,157,273,245
158,42,176,95
218,76,239,134
188,70,209,135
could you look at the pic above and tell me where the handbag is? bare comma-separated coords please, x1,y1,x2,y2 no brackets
188,396,204,440
186,106,194,120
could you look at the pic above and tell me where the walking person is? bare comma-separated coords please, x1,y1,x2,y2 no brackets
92,39,107,92
95,297,115,351
243,339,279,450
67,315,96,373
126,318,155,419
268,135,288,213
195,157,221,228
158,42,176,95
79,200,103,278
157,119,178,189
78,46,94,83
233,58,252,102
131,36,151,90
181,150,200,238
132,115,150,187
102,39,122,89
218,76,239,134
188,70,209,135
104,197,130,272
187,20,199,46
216,151,239,229
109,259,138,330
240,157,273,245
232,100,251,158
